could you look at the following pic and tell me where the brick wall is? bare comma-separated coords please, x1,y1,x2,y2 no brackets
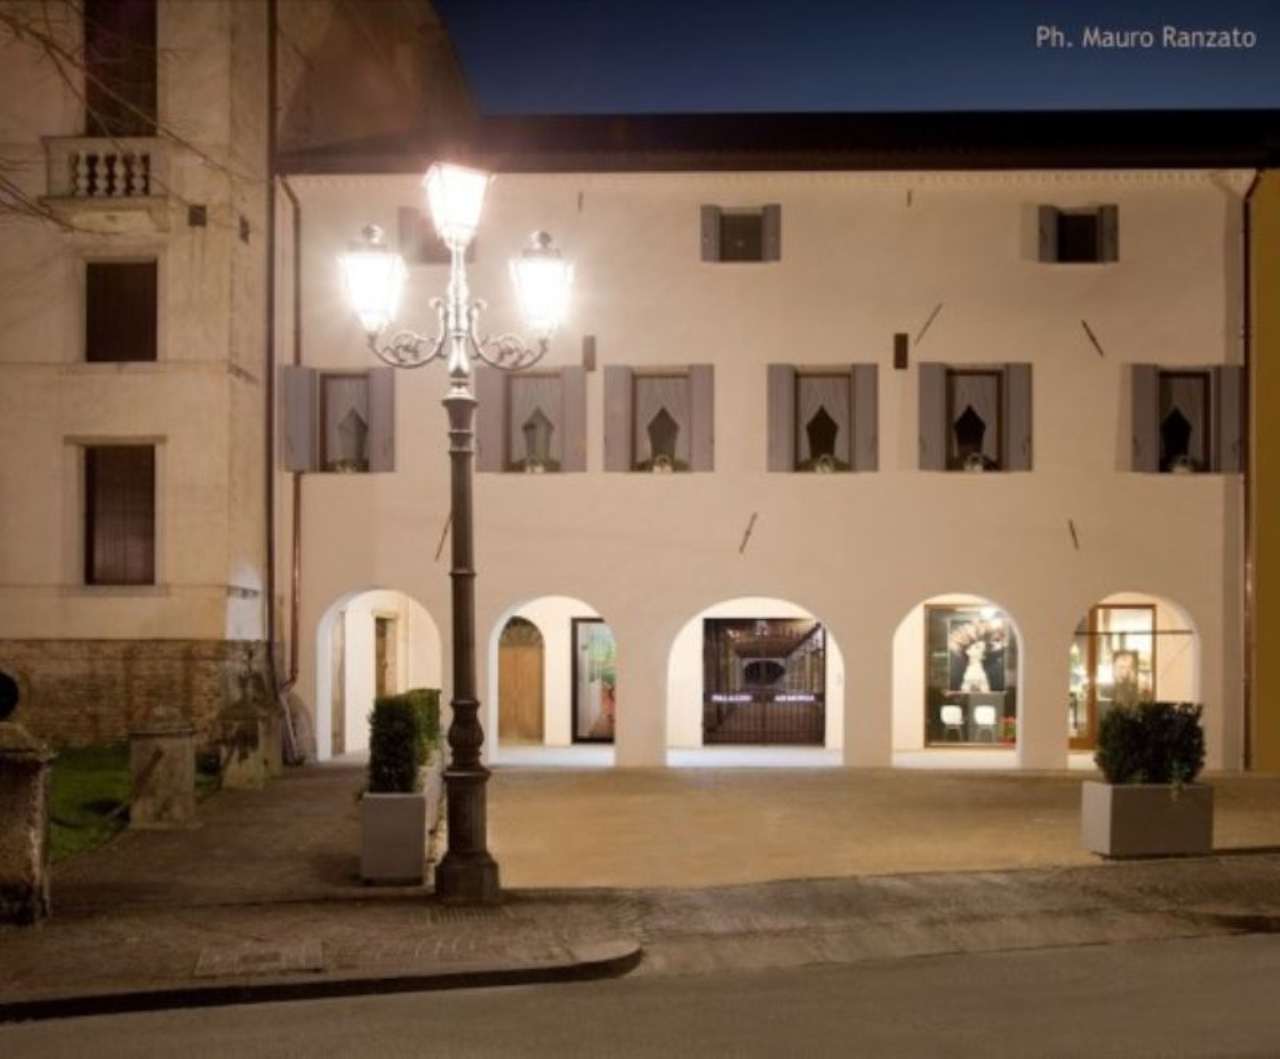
0,640,274,748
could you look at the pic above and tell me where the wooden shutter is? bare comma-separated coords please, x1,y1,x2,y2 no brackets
474,365,506,472
700,205,722,262
1213,364,1244,472
1037,206,1060,263
1002,363,1033,471
689,365,715,471
604,365,634,470
86,261,157,362
762,204,782,262
1098,205,1120,263
367,367,395,472
918,362,947,470
852,364,879,472
1131,364,1159,472
560,365,587,472
281,365,318,472
85,445,155,585
766,364,797,471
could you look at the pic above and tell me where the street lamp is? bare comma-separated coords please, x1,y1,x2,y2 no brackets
340,162,573,904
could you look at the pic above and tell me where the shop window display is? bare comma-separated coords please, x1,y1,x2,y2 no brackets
1068,605,1156,750
924,606,1018,745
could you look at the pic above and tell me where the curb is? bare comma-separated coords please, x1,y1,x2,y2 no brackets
0,940,642,1024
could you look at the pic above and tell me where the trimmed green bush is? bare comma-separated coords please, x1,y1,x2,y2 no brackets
1094,701,1206,786
366,688,443,794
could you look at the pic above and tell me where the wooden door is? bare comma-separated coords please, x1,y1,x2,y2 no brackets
499,619,544,743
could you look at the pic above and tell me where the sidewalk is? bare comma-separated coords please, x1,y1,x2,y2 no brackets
4,761,1280,1019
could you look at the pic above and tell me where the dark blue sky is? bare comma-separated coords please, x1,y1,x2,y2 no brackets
434,1,1280,114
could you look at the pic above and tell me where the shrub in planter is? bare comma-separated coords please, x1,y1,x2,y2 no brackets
402,688,441,763
1094,701,1205,786
1083,701,1211,858
367,694,425,794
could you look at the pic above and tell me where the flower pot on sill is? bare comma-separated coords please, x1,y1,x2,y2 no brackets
1081,780,1213,858
361,791,426,884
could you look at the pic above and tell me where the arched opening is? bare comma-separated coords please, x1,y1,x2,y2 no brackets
1067,592,1200,751
666,597,844,765
893,593,1022,767
314,589,442,761
486,596,616,764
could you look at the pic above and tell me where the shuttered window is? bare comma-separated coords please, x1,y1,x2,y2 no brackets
767,365,878,472
474,367,587,473
1131,364,1244,473
701,204,781,262
86,261,157,362
1038,205,1119,264
280,367,395,473
919,363,1032,472
605,365,714,471
84,0,156,137
85,445,155,585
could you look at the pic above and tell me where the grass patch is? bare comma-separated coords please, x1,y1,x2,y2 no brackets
49,743,222,863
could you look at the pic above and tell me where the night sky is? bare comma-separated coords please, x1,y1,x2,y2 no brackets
433,1,1280,114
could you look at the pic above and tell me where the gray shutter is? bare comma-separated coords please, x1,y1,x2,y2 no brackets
1098,205,1120,263
604,365,634,471
1214,364,1244,473
1002,363,1032,471
767,364,797,471
762,204,782,262
474,365,505,472
1131,364,1159,472
852,364,879,472
1037,205,1060,263
367,367,395,472
918,362,946,470
281,365,317,472
700,205,721,262
689,364,715,471
560,365,587,472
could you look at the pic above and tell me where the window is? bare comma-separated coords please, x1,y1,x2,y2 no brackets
918,363,1032,472
700,204,781,262
280,367,395,473
86,261,157,362
84,0,157,137
474,367,587,473
925,605,1018,747
766,364,879,472
320,374,371,472
85,444,155,585
1130,364,1243,473
602,365,715,472
397,207,474,265
1038,205,1118,264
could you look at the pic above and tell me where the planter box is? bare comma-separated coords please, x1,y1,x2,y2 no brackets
361,791,426,884
1081,780,1214,858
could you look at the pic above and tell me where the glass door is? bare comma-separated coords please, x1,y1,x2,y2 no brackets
1070,605,1155,750
572,618,616,743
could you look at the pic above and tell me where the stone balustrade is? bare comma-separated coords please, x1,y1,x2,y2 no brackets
43,136,167,200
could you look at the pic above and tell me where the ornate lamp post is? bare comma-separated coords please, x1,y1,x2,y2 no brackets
340,163,573,903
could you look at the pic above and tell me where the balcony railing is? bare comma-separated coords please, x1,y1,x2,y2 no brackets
41,137,169,231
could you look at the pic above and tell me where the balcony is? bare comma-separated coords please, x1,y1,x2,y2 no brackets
41,136,170,233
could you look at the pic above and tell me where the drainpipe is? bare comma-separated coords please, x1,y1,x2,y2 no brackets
1243,169,1262,770
280,174,303,697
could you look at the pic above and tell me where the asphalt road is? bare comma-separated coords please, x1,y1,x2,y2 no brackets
5,934,1280,1058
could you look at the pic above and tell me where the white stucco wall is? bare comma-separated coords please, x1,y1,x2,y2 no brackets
667,597,845,751
285,167,1248,771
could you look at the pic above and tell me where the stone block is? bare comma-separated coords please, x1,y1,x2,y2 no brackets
0,722,55,924
1081,780,1214,858
129,706,198,829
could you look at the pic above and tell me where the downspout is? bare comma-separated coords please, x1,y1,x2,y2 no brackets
280,174,303,697
265,0,304,763
1243,169,1262,770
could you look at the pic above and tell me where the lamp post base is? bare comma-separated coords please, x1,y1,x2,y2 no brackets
435,766,501,904
435,850,501,905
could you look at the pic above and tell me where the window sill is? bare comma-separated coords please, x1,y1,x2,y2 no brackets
61,584,171,598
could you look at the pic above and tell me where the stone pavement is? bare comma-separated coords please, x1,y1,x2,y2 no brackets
4,761,1280,1017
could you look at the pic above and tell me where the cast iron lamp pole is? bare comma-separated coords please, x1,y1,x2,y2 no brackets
340,163,573,903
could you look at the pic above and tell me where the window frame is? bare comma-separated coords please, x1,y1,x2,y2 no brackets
83,443,156,587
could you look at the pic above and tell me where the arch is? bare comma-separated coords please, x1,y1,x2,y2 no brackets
665,596,846,758
485,595,616,764
314,588,443,761
891,592,1025,764
1066,590,1201,752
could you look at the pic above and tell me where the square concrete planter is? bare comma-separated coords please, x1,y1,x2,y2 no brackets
361,791,426,885
1081,780,1214,858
